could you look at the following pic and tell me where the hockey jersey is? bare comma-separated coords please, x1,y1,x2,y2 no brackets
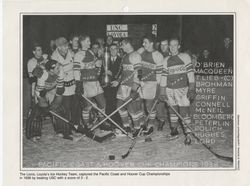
138,48,163,83
160,53,194,89
35,69,64,97
51,49,75,96
119,51,141,87
27,56,47,78
74,50,101,82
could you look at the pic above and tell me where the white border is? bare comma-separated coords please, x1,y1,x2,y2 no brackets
20,12,237,172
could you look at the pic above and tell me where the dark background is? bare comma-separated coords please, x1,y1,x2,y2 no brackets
23,15,233,77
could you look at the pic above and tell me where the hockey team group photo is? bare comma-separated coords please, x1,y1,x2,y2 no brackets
22,14,234,168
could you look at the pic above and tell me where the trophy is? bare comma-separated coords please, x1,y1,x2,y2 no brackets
102,46,111,87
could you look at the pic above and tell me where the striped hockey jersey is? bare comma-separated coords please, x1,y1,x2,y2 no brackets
160,53,195,89
137,48,163,83
73,50,101,82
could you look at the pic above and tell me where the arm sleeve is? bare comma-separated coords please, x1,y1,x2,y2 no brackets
35,70,48,98
137,47,145,55
27,59,37,77
73,52,84,81
56,68,65,95
115,61,123,83
113,58,123,80
152,51,164,84
159,57,169,87
130,52,142,84
180,53,195,83
50,52,57,61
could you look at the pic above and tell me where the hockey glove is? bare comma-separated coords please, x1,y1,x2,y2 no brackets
159,86,168,102
39,89,47,98
56,87,65,96
187,83,196,103
50,95,63,111
130,83,140,100
32,66,44,78
38,97,49,108
137,69,142,81
28,76,37,84
75,81,84,96
155,84,161,100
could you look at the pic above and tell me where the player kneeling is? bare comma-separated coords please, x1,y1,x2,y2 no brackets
26,60,75,141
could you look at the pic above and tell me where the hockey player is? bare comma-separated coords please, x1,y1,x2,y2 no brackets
69,34,80,56
112,38,144,136
26,59,72,141
160,39,170,58
73,34,107,129
156,39,171,131
137,34,164,130
159,38,196,144
51,37,80,135
27,43,48,105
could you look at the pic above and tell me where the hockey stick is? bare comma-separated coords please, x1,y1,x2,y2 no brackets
49,111,114,143
121,99,158,159
81,95,134,139
165,99,233,162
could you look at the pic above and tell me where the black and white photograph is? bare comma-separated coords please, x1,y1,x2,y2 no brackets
21,14,235,169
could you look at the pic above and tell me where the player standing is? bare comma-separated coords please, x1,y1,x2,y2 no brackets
51,37,80,135
73,34,108,129
27,43,48,105
69,34,80,56
113,38,144,136
156,39,171,131
137,34,164,131
159,38,196,144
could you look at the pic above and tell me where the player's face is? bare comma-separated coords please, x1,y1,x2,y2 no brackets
203,50,210,58
52,63,60,76
120,41,128,53
161,42,169,53
50,40,56,48
110,45,118,57
97,38,104,46
91,44,99,55
143,39,154,51
106,36,113,45
81,37,91,49
58,44,69,56
33,47,43,58
169,40,180,55
71,37,79,48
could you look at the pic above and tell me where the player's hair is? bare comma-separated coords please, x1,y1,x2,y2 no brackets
45,59,58,71
32,43,42,51
96,37,104,42
91,42,100,48
79,34,90,42
160,38,169,43
143,34,156,44
169,37,181,45
106,35,114,40
110,43,118,48
69,33,79,41
121,37,133,45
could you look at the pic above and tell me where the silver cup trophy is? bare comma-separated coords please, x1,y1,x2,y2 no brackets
102,46,111,87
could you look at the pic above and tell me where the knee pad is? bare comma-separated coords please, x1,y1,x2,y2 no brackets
82,106,92,112
179,106,190,118
118,109,128,118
